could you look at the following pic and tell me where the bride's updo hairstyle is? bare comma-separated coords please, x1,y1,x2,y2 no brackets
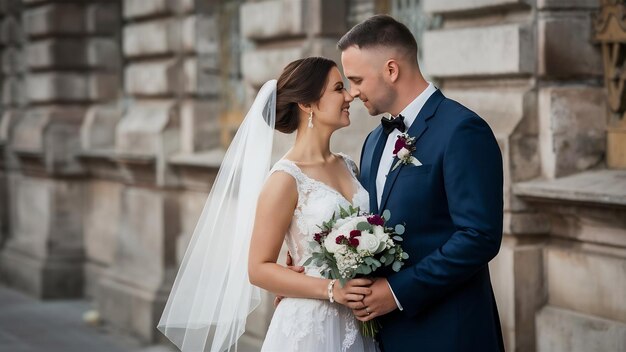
275,57,337,134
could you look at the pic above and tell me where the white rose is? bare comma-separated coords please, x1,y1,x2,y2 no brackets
371,226,389,253
397,147,411,159
357,232,381,254
333,217,351,228
335,217,362,235
323,230,344,253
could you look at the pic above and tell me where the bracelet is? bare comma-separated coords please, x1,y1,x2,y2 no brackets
327,279,337,303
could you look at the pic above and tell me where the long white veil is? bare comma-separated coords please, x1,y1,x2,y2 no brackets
158,80,277,351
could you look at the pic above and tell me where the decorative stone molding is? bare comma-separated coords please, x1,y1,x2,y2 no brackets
595,0,626,168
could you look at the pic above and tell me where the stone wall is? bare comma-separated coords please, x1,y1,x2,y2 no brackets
0,0,121,299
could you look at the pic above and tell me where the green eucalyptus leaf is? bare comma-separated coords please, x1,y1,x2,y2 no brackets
394,224,405,235
382,209,391,221
392,261,402,272
357,222,372,232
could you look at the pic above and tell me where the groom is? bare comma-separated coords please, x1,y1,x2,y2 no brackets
340,15,505,351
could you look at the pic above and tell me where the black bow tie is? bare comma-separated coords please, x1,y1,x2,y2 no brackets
381,114,406,135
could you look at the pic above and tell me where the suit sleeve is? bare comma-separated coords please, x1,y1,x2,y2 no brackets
387,115,504,317
359,130,373,170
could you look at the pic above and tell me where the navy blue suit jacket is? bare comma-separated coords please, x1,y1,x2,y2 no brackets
359,90,505,352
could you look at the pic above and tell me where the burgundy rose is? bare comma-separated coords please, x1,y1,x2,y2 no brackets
349,230,361,238
349,237,359,247
393,137,407,155
367,214,385,226
313,233,322,243
335,235,346,244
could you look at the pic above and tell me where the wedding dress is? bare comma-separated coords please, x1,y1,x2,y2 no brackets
260,154,379,352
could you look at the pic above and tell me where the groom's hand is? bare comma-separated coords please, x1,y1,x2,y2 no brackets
274,252,304,307
350,278,397,321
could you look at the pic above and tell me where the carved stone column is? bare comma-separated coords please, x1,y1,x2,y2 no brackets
0,0,121,299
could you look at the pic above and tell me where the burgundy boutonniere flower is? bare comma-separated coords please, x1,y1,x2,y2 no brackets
392,133,422,171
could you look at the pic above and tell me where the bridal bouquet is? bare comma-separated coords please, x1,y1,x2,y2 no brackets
303,205,409,338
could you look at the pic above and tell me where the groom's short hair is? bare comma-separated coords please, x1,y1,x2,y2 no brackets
337,15,418,64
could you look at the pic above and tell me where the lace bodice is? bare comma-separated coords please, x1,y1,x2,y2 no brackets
269,153,370,273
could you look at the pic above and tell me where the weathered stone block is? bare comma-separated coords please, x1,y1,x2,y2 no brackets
123,0,193,20
242,39,340,88
537,0,599,9
545,245,626,322
115,101,179,155
89,73,120,101
2,76,24,106
2,46,25,74
0,0,22,15
11,106,86,174
81,104,123,150
23,4,85,38
241,0,346,41
423,24,534,77
87,38,121,70
180,100,220,153
0,176,85,298
538,86,605,179
490,239,544,352
183,57,219,96
181,15,197,53
84,180,121,267
607,129,626,169
86,2,120,35
96,187,179,341
538,17,602,78
536,306,626,352
123,19,181,58
241,0,306,40
26,73,89,103
25,39,87,70
424,0,531,14
0,16,24,45
125,59,183,96
176,190,207,263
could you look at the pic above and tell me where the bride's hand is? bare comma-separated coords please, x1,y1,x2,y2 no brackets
332,278,373,306
274,252,304,307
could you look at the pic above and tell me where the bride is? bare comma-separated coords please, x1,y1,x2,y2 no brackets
158,57,379,352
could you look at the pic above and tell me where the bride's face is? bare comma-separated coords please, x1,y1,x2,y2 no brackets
311,67,354,131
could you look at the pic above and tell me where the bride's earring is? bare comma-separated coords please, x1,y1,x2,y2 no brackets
308,110,314,128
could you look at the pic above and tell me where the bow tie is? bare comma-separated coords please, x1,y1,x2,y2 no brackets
381,114,406,135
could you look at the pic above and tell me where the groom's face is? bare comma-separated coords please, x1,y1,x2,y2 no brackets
341,46,393,116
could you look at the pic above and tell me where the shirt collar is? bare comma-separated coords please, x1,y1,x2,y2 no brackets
394,82,437,129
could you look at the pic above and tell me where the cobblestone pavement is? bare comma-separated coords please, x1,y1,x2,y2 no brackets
0,285,176,352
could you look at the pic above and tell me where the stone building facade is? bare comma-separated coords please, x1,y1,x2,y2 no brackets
0,0,624,351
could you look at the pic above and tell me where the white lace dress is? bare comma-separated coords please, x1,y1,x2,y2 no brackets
260,153,379,352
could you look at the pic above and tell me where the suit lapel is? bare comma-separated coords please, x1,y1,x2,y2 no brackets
378,90,445,212
368,127,387,214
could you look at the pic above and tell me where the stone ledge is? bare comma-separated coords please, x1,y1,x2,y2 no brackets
424,0,531,15
168,149,225,169
78,148,156,165
536,306,626,352
514,169,626,208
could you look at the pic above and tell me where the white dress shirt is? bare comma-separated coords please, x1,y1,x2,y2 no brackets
376,82,437,206
377,82,437,311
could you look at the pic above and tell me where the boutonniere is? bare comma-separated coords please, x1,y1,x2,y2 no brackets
391,133,422,171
